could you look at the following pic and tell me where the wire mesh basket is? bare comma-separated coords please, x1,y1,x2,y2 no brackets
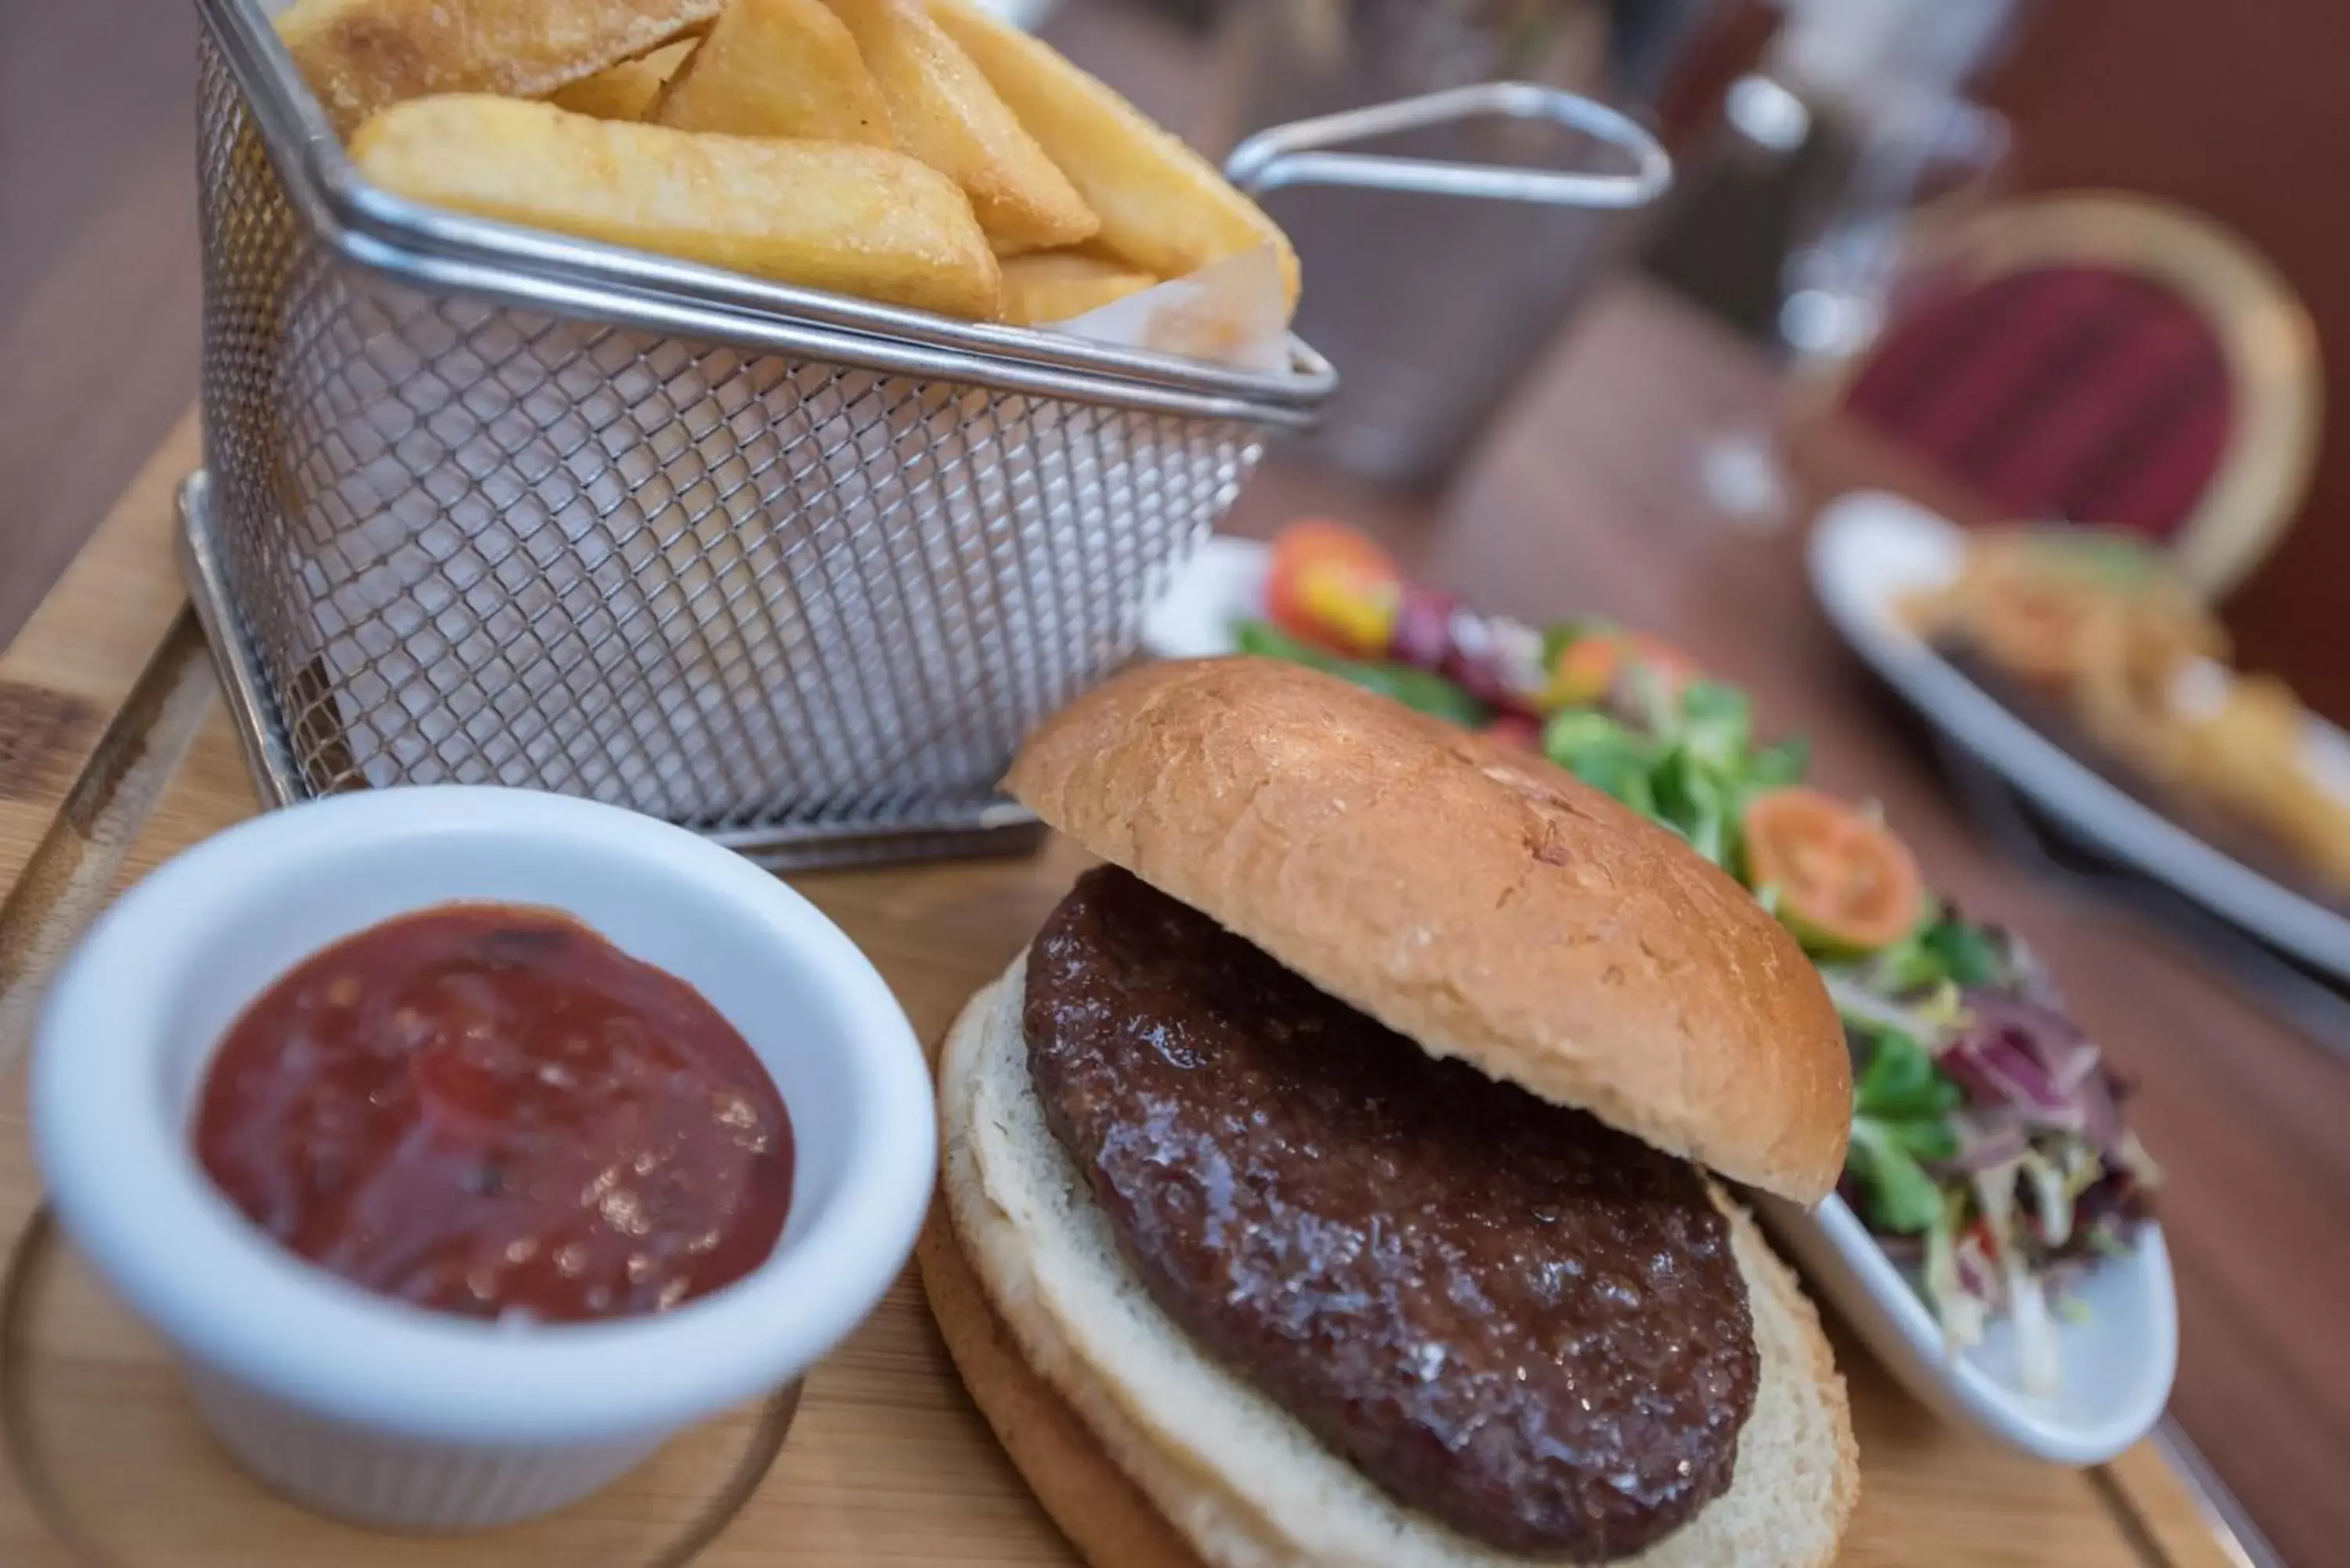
186,0,1664,868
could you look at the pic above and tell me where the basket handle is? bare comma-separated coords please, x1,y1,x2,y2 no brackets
1222,81,1670,210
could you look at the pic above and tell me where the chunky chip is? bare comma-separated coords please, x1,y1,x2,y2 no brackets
351,96,1002,317
823,0,1096,254
1000,250,1156,326
278,0,723,134
548,39,696,121
925,0,1296,307
653,0,891,145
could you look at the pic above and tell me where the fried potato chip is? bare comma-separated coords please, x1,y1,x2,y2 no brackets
822,0,1096,253
351,96,1001,317
278,0,723,134
548,38,696,121
926,0,1297,307
653,0,891,145
1000,250,1155,325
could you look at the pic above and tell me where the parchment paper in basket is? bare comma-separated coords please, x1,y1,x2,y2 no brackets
1046,245,1293,372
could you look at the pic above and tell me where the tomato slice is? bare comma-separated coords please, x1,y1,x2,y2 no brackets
1741,786,1925,954
1623,632,1702,693
1538,628,1703,712
1265,519,1401,659
1541,634,1622,709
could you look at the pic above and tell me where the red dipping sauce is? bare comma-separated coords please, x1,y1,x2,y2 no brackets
193,905,793,1324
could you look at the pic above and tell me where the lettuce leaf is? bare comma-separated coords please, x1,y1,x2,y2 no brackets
1234,621,1488,728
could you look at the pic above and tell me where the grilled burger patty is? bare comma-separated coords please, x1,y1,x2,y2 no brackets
1022,866,1761,1561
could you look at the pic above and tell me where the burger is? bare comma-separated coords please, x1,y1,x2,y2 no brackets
920,657,1858,1568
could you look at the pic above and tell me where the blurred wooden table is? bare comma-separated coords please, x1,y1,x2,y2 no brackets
2,3,2341,1563
0,0,202,655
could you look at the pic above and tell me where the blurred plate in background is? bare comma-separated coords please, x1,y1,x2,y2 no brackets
1809,491,2350,983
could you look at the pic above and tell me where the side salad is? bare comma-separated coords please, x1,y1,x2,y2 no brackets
1234,519,2160,1396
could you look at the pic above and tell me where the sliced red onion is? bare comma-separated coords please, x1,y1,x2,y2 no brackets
1440,606,1516,706
1936,1111,2029,1175
1962,989,2102,1095
1937,1031,2070,1121
1389,586,1455,672
1940,988,2110,1133
1488,618,1551,711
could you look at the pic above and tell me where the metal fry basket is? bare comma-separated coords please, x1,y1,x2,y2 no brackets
186,0,1667,868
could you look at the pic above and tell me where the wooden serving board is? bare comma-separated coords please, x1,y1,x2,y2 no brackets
0,418,2244,1568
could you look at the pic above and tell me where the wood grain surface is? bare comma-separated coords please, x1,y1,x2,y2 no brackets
0,0,204,658
0,1,2327,1559
0,416,214,1075
0,292,2254,1566
0,697,2239,1568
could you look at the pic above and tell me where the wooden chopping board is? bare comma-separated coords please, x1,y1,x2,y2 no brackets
0,417,2243,1567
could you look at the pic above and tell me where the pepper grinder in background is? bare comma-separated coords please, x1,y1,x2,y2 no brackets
1209,0,1764,488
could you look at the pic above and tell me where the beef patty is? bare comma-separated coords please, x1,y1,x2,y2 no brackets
1023,866,1760,1562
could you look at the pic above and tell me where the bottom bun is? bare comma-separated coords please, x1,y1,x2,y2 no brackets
924,956,1860,1568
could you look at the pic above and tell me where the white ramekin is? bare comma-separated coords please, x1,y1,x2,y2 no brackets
31,786,934,1531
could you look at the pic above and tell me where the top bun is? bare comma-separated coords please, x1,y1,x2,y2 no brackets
1004,656,1852,1203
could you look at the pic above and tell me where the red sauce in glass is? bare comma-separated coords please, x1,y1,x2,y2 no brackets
193,905,793,1324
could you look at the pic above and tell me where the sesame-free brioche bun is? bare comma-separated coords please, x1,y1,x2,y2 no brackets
923,960,1860,1568
1002,656,1853,1204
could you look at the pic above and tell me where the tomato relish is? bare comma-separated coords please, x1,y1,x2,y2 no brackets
193,905,792,1324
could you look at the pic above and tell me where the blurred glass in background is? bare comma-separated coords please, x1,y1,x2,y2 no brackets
1770,0,2019,367
1629,0,2029,529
